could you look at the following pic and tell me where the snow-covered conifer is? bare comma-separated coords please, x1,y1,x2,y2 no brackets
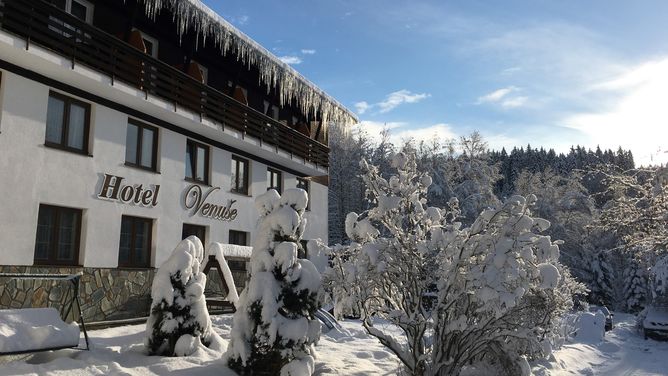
144,236,222,356
622,255,648,313
226,189,322,375
585,250,616,307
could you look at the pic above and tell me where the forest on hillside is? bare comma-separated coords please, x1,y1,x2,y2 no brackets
328,127,667,314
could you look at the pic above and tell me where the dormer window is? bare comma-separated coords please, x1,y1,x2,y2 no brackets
129,29,159,58
50,0,94,24
188,61,208,84
196,63,208,85
141,33,159,58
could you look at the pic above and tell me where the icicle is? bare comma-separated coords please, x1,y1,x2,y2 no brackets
136,0,357,132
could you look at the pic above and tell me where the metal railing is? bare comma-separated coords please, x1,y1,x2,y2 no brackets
0,0,329,167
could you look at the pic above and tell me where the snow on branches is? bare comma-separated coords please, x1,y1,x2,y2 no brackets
331,149,578,376
226,189,322,376
145,236,222,356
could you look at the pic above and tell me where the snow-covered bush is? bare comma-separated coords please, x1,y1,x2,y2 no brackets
226,189,322,375
145,236,222,356
332,150,576,376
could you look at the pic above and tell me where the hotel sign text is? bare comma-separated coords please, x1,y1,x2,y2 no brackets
183,184,238,222
97,174,160,207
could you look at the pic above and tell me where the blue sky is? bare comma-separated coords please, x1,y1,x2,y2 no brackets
205,0,668,166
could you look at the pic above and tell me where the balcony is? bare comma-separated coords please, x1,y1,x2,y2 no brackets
0,0,330,168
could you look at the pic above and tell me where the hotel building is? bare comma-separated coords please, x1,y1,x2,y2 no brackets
0,0,355,321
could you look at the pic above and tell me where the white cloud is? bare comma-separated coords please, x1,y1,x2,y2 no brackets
501,96,528,108
476,86,528,108
301,49,316,55
563,57,668,166
278,56,302,65
353,121,455,146
477,86,517,104
378,90,431,113
228,15,249,25
356,90,430,115
353,121,405,143
391,123,458,144
354,101,370,115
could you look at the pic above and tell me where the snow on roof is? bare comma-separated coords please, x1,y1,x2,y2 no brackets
140,0,358,128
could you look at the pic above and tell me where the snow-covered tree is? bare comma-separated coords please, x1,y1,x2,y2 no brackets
328,125,370,244
583,250,616,308
593,166,668,308
145,236,222,356
417,132,501,224
650,255,668,304
513,168,594,284
622,255,649,313
596,166,668,254
226,189,322,375
334,150,575,376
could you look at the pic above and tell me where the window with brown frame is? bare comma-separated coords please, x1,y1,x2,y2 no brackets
267,168,282,194
182,223,206,243
34,204,82,266
296,177,310,210
231,155,249,195
185,139,210,184
118,215,152,268
125,119,158,171
49,0,94,23
45,91,91,154
229,230,249,246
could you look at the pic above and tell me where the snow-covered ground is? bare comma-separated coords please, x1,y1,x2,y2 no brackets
3,312,668,375
0,315,400,375
533,312,668,376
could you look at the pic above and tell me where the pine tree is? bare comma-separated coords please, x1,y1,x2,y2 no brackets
587,250,616,307
226,189,322,375
623,256,648,313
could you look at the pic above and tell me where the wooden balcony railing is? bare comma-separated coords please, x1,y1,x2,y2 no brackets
0,0,329,168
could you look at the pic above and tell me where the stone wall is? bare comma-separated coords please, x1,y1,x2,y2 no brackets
0,266,155,322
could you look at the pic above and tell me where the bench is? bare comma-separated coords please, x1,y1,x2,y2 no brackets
0,273,90,355
0,308,81,354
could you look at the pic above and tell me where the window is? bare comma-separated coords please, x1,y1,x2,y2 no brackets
194,62,208,84
267,168,282,193
118,216,152,268
45,92,91,154
297,177,310,210
34,204,82,266
231,155,249,195
229,230,248,246
50,0,94,23
263,100,279,120
182,224,206,243
125,120,158,171
139,31,159,58
185,140,210,184
228,260,246,271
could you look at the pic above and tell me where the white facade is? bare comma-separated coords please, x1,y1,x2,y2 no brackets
0,30,328,269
